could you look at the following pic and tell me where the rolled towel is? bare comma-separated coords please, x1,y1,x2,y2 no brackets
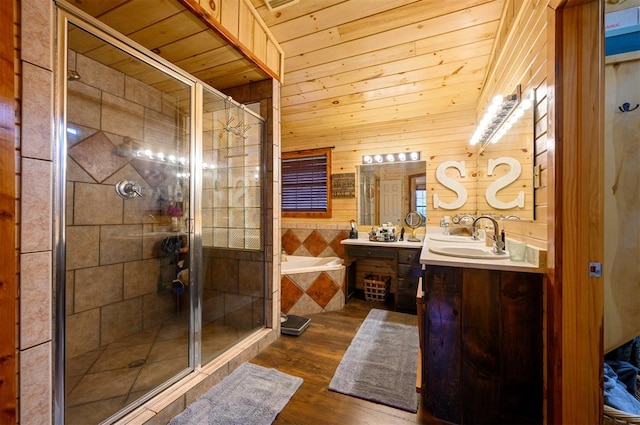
606,360,639,395
604,363,640,414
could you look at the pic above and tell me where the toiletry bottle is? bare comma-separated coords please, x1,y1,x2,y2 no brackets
349,219,358,239
174,182,184,202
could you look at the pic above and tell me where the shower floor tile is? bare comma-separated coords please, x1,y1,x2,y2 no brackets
64,315,257,424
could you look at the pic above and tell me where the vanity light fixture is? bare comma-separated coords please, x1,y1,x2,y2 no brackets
469,86,533,148
362,151,421,164
129,147,188,165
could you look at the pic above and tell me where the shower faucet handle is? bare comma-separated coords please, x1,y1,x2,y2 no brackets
115,179,142,199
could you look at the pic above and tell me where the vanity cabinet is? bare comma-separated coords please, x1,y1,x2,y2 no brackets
344,245,422,313
396,249,422,312
421,265,542,424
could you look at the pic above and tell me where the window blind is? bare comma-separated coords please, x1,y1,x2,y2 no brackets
282,153,328,212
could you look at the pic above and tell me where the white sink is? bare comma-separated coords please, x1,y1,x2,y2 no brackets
429,235,481,243
428,246,510,260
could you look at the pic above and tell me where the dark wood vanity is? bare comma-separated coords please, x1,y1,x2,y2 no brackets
421,265,543,424
343,243,422,312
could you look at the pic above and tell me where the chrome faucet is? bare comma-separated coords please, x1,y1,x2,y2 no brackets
471,215,506,254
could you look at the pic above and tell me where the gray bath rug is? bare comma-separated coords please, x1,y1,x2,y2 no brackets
329,308,419,412
169,362,302,425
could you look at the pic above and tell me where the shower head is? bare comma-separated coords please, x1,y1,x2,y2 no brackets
67,70,81,81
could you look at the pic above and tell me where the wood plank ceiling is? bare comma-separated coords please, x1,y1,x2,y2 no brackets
66,0,506,145
249,0,507,144
65,0,270,97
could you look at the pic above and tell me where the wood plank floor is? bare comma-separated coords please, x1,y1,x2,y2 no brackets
251,299,449,425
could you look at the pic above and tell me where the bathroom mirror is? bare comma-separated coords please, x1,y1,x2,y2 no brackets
358,161,427,227
474,92,535,220
356,91,535,225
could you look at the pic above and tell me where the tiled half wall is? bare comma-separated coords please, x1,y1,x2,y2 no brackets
280,224,350,315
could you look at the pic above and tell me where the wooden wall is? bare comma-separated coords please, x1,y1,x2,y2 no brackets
551,2,604,423
0,0,16,421
477,0,548,249
180,0,284,80
603,0,640,353
281,0,549,246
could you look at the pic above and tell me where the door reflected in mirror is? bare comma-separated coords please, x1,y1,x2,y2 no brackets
358,161,426,227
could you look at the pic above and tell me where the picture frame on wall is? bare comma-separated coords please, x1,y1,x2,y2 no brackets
331,173,355,198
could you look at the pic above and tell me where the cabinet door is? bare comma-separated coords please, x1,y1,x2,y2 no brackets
425,265,462,423
462,268,501,423
499,271,542,423
398,248,420,264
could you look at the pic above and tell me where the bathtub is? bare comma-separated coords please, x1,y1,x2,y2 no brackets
280,256,345,316
281,255,343,273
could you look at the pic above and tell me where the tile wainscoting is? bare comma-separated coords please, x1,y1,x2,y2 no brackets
281,224,350,259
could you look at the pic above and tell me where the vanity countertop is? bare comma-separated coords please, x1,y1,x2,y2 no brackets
420,235,546,273
341,229,546,273
340,236,424,249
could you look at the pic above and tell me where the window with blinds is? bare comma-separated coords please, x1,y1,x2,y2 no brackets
281,148,332,218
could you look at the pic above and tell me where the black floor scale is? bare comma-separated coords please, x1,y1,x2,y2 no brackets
280,314,311,336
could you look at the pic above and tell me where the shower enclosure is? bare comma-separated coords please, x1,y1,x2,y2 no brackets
57,9,267,424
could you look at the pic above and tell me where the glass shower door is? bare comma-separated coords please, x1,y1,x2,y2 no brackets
63,22,192,424
200,88,266,365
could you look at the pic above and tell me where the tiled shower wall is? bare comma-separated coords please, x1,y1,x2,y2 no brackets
202,105,262,250
200,81,277,332
19,1,55,422
17,4,281,423
65,51,186,358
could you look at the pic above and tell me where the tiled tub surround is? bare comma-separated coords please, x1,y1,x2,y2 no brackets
281,256,346,316
281,224,350,258
280,225,350,315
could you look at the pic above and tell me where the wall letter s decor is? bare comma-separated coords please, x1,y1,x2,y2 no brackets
433,160,468,210
485,157,525,209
